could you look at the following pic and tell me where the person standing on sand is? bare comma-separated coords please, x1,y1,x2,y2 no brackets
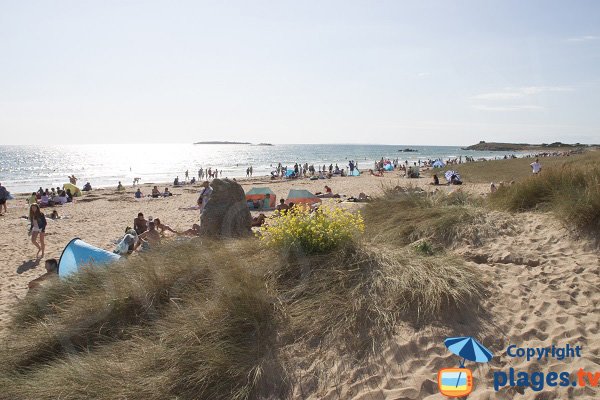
197,181,213,215
29,204,47,258
0,182,8,215
530,158,542,175
185,170,189,181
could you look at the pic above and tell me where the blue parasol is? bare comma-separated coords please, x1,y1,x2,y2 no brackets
444,336,493,388
432,160,445,168
444,170,461,182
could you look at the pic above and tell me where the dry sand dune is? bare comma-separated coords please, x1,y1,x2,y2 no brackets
295,212,600,399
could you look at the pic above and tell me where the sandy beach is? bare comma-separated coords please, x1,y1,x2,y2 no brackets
1,157,599,399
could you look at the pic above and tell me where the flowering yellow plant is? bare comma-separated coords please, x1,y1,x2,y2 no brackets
259,206,365,254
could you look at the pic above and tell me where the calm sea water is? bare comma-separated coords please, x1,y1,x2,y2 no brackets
0,144,521,193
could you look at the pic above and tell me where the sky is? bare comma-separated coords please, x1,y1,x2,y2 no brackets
1,0,599,145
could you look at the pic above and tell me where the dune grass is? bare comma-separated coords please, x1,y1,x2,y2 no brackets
363,187,497,248
489,152,600,234
426,150,598,184
0,194,490,399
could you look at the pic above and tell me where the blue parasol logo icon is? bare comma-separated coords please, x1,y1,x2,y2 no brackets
438,336,493,397
444,336,493,367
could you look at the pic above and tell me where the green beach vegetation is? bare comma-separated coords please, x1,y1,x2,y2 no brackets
489,150,600,235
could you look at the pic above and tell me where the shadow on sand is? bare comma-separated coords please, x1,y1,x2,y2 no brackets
17,259,40,274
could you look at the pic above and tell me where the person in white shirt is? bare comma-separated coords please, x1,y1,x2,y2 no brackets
530,158,542,174
197,181,213,214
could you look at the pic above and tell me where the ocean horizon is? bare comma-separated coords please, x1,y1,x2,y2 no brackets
1,143,529,193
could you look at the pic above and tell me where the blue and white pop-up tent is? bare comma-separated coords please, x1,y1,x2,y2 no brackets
432,160,445,168
58,238,121,278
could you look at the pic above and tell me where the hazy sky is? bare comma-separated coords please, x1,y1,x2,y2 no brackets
1,0,599,145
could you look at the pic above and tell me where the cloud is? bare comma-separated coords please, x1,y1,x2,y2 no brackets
472,86,572,100
472,104,544,111
566,35,599,42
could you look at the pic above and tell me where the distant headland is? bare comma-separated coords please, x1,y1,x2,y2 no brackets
193,141,273,146
462,141,588,151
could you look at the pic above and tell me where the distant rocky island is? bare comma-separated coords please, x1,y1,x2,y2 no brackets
193,141,273,146
462,141,586,151
194,141,251,145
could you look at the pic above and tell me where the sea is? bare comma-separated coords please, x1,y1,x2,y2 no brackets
0,143,525,194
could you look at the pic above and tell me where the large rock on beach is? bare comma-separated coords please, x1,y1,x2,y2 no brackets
199,179,252,237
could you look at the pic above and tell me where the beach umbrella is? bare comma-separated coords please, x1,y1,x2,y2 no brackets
63,183,82,197
58,238,121,278
444,336,493,388
384,163,394,171
432,160,445,168
445,336,493,367
444,170,461,182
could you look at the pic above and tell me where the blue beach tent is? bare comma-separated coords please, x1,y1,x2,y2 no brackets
58,238,121,278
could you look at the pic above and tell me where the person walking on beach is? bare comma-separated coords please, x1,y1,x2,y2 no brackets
530,158,542,175
0,182,8,215
29,204,47,258
185,170,189,181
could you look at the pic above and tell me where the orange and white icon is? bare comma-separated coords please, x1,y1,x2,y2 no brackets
438,368,473,397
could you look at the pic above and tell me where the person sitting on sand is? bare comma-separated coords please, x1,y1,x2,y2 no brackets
431,174,440,185
276,199,289,212
151,186,160,198
135,188,143,199
0,182,8,215
133,212,148,235
114,230,137,255
117,181,124,191
317,185,336,198
40,192,50,207
154,218,178,235
490,182,497,193
82,182,92,191
136,221,161,249
369,169,383,177
449,174,463,185
49,209,60,219
181,223,201,236
252,213,267,227
347,192,370,202
28,258,58,290
163,187,172,197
